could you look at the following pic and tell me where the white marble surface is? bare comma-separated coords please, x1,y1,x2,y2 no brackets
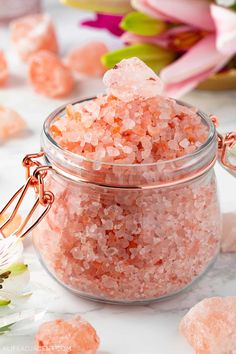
0,1,236,353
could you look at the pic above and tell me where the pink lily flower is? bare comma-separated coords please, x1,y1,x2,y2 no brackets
130,0,236,97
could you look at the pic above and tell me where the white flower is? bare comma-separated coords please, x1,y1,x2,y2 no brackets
0,235,23,270
0,236,30,307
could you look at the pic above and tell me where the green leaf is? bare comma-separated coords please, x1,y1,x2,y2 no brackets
0,299,11,307
231,3,236,11
102,44,176,72
59,0,133,14
4,263,28,277
0,324,13,335
120,12,167,36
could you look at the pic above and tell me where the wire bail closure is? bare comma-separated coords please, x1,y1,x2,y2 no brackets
0,152,54,239
211,115,236,173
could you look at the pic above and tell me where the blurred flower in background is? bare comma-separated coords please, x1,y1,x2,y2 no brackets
61,0,236,97
0,235,30,307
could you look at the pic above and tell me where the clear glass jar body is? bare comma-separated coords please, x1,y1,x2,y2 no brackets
0,0,41,24
33,100,222,304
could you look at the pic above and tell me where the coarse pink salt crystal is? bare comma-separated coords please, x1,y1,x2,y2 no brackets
179,138,190,148
180,297,236,354
64,41,108,77
10,14,58,62
103,57,164,102
0,50,8,86
221,212,236,253
35,315,100,354
0,106,26,141
28,51,74,98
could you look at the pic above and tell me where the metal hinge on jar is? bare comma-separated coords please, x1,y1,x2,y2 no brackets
0,152,54,239
211,115,236,176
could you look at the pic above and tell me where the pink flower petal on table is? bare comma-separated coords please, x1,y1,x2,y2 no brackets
132,0,215,31
221,212,236,253
161,34,229,85
211,4,236,56
82,14,124,36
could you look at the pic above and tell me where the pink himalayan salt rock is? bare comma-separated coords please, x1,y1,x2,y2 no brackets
64,41,108,77
0,50,8,86
10,14,58,62
0,106,26,141
28,51,74,98
35,315,100,354
221,212,236,253
103,57,164,102
180,297,236,354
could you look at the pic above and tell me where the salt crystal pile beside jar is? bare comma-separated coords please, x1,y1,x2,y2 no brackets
33,58,221,303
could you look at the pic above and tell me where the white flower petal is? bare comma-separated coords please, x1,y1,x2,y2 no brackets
0,236,23,271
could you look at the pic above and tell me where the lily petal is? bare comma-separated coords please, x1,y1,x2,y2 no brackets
163,67,216,98
122,31,170,48
132,0,215,31
60,0,133,14
161,34,229,84
122,25,194,49
211,4,236,56
82,14,124,36
0,236,23,270
161,34,230,97
132,0,172,21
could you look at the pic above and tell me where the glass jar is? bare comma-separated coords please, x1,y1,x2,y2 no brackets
0,0,41,24
31,99,222,304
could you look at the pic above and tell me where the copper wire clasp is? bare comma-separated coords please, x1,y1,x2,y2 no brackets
0,152,54,239
211,115,236,172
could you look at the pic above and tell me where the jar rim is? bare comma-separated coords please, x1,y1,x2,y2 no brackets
43,97,216,168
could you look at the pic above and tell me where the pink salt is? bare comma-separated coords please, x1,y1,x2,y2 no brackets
0,105,26,141
33,58,221,302
64,41,108,77
10,14,58,62
0,50,8,86
103,57,164,102
35,315,100,354
180,297,236,354
221,212,236,253
28,51,74,98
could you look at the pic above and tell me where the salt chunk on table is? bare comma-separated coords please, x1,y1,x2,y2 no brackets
180,297,236,354
28,51,74,98
10,14,58,62
103,57,164,102
221,212,236,253
0,106,26,142
65,41,108,77
35,315,100,354
0,50,8,86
